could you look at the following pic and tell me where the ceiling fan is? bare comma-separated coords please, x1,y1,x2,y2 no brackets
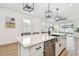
54,8,67,21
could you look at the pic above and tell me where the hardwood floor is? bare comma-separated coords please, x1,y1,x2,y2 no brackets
0,42,18,56
76,38,79,56
59,49,68,56
62,37,79,56
0,41,76,56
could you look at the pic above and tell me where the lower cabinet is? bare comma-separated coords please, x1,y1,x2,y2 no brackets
19,38,66,56
55,39,66,56
31,52,43,56
19,42,44,56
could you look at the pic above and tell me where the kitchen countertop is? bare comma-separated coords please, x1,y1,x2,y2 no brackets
50,32,65,36
17,33,65,48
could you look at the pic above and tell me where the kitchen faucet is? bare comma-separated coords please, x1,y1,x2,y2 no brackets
48,26,54,35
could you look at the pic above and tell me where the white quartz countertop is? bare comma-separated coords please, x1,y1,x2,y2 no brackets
17,33,65,48
50,32,65,36
17,35,56,48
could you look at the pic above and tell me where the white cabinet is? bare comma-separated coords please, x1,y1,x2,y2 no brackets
55,37,66,56
41,20,48,32
29,43,44,55
55,40,61,56
31,52,43,56
23,18,41,33
20,46,29,56
62,38,66,50
31,18,41,32
23,18,31,33
19,43,44,56
41,20,54,32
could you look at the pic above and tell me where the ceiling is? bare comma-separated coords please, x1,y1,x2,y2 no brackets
0,3,79,19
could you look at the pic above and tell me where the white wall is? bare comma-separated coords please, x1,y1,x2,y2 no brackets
23,14,41,33
0,8,22,45
0,8,41,45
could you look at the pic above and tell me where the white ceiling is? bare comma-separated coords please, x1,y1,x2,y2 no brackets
0,3,79,19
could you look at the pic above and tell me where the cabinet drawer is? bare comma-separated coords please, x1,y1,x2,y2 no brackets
29,43,44,55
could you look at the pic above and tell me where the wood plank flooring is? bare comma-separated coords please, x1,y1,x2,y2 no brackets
76,38,79,56
59,48,68,56
0,42,18,56
0,42,76,56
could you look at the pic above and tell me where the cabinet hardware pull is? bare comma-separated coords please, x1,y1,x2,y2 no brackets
59,43,61,47
36,46,41,50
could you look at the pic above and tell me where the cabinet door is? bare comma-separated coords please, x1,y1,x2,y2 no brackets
31,18,41,32
29,43,44,55
55,39,66,56
61,39,66,49
20,45,29,56
55,41,61,56
23,18,31,33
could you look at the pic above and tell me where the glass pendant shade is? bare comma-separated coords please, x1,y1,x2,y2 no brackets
54,8,67,21
54,15,62,21
45,10,52,19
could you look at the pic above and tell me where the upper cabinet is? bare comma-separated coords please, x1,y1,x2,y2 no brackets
31,18,41,32
23,18,31,33
22,17,54,33
22,17,41,33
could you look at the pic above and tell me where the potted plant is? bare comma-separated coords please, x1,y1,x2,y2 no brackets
75,28,79,33
75,28,79,37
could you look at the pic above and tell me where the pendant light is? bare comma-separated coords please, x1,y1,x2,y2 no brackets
45,3,52,19
54,8,67,21
23,3,34,12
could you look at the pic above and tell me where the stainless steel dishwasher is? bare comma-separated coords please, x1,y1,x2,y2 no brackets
44,38,57,56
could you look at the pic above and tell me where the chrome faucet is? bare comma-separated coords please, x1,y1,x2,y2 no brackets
48,26,54,35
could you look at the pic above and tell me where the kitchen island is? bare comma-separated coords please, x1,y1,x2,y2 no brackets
17,32,66,56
